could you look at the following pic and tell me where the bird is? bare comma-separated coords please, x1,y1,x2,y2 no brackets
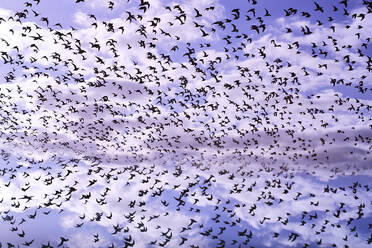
57,237,69,247
314,2,324,12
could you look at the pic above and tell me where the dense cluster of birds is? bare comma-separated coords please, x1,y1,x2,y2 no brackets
0,0,371,247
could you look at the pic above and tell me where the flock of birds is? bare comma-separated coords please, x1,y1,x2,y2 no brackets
0,0,371,247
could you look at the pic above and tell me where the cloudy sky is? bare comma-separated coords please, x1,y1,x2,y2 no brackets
0,0,371,247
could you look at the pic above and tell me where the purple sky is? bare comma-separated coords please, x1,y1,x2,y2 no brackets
0,0,371,247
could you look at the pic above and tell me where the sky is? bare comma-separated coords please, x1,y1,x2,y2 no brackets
0,0,371,247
